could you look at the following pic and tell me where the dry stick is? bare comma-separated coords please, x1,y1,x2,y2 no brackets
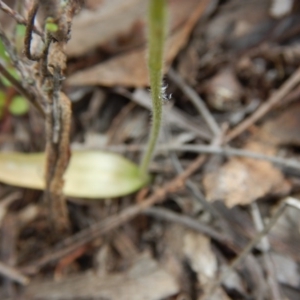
22,155,206,273
94,143,300,172
225,66,300,143
24,1,40,61
170,144,300,170
0,62,45,117
0,27,45,116
0,260,29,286
143,207,235,249
52,68,63,144
0,0,43,37
168,68,251,238
250,203,282,300
97,144,300,170
40,33,52,83
202,201,286,300
168,68,221,137
44,91,71,234
0,26,34,85
35,3,74,234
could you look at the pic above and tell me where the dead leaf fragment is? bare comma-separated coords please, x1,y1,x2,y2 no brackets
203,141,291,207
205,67,243,111
269,204,300,262
24,254,179,300
183,231,217,285
68,49,148,87
68,0,210,57
68,0,147,57
269,252,300,287
67,0,210,87
260,102,300,146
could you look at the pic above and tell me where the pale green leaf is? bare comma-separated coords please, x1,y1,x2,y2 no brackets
0,151,149,198
9,95,29,115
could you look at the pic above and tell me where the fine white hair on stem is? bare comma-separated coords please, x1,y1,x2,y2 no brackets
160,82,172,102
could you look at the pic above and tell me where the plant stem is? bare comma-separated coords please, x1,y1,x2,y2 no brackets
139,0,167,175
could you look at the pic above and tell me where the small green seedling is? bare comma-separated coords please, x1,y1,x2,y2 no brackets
0,0,168,199
45,17,59,33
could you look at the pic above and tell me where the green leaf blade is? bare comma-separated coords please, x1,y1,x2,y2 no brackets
0,151,149,199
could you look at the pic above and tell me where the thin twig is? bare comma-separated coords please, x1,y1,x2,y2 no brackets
286,197,300,210
0,62,45,116
0,25,46,116
225,66,300,142
0,63,29,98
202,201,286,300
164,123,234,237
144,207,235,249
83,143,300,171
0,192,21,225
0,260,29,285
52,68,63,143
24,1,40,61
164,123,222,218
250,203,282,300
0,0,43,37
168,68,221,137
0,26,32,83
37,3,75,234
44,92,71,234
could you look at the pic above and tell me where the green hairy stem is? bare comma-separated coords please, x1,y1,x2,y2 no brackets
139,0,167,175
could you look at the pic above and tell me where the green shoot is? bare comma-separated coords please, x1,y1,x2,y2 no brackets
139,0,167,175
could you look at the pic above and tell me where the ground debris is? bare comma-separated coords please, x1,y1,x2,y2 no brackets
203,140,291,207
24,253,179,300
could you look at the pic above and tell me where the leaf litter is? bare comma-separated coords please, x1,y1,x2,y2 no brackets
2,0,300,299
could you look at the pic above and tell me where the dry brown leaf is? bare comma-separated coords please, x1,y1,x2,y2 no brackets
203,141,291,207
67,0,147,57
68,0,209,57
24,253,179,300
68,49,148,87
183,231,217,285
260,102,300,146
205,67,243,111
67,0,210,87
